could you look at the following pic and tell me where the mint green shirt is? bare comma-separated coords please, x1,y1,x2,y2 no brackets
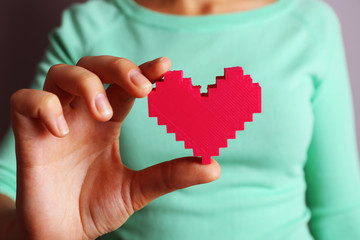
1,0,360,239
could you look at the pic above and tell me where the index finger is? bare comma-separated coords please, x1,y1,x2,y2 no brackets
76,56,170,98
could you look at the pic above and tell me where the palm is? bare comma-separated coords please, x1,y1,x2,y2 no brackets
15,97,135,239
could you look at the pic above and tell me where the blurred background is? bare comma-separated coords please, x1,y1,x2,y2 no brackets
0,0,359,155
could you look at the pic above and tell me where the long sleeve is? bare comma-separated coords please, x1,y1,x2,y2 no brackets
0,0,118,201
305,8,360,239
0,12,77,201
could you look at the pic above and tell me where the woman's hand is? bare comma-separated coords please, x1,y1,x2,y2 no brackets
9,56,221,239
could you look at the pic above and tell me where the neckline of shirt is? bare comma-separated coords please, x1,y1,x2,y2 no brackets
114,0,297,32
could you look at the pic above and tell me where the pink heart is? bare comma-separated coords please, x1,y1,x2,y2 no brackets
148,67,261,164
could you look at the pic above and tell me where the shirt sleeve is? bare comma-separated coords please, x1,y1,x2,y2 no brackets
0,3,91,201
0,0,119,201
304,8,360,239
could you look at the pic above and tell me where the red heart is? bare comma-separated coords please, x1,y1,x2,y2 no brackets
148,67,261,164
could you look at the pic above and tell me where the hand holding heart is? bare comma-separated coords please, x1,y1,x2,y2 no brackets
9,56,221,239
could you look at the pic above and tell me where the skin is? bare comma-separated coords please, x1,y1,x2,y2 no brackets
0,0,277,239
135,0,276,15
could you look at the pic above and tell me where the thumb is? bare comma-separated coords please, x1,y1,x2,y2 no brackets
129,157,221,211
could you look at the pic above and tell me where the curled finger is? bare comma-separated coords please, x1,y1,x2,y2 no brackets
11,89,69,137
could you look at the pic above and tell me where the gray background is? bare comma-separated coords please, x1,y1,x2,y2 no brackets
0,0,359,155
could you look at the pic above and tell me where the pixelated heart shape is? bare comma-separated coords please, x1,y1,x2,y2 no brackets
148,67,261,164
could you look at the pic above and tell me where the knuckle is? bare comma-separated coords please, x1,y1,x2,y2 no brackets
48,64,65,74
110,58,132,74
46,64,67,83
41,93,60,110
77,72,99,86
76,56,91,66
76,73,101,95
163,162,176,191
10,89,28,106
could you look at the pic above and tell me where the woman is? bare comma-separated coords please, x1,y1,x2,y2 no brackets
0,0,359,239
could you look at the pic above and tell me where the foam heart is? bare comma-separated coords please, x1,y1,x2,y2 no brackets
148,67,261,164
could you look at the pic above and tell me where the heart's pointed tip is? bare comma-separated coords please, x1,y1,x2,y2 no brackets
201,156,212,165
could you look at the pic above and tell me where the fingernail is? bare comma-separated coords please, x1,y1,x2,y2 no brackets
95,94,113,117
57,115,69,136
129,70,152,89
